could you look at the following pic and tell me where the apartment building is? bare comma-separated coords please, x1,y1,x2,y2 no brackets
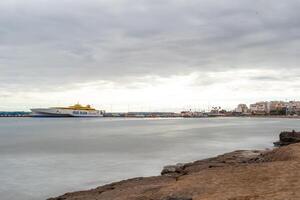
249,102,269,115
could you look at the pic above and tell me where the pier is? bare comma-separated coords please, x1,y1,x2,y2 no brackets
0,112,30,117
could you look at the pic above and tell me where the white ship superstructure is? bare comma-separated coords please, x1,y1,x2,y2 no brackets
30,104,105,117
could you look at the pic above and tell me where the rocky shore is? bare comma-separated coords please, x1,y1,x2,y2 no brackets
49,131,300,200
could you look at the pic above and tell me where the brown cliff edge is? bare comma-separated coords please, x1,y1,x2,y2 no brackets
49,131,300,200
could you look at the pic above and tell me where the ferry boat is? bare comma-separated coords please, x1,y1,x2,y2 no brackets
30,104,105,117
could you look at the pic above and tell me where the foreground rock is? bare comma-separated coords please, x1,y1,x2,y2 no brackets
48,141,300,200
274,130,300,146
161,150,265,177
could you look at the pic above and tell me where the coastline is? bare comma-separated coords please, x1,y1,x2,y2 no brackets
48,135,300,200
2,115,300,119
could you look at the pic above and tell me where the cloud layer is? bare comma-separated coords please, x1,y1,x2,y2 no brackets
1,0,300,110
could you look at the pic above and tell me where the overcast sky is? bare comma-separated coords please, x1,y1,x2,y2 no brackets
1,0,300,111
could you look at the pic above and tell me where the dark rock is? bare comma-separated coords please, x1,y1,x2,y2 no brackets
161,163,185,176
274,130,300,146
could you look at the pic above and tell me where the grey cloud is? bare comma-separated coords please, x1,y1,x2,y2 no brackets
1,0,300,91
249,76,282,81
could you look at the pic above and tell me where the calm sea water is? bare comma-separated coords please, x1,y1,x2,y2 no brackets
0,117,299,200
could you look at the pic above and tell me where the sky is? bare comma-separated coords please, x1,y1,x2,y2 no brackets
1,0,300,111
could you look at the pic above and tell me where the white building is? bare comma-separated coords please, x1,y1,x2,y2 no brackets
287,101,300,115
240,100,300,116
250,102,269,114
235,104,249,113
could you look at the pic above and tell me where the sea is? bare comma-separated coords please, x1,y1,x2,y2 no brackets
0,117,298,200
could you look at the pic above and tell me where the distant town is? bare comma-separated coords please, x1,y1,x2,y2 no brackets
1,100,300,118
175,100,300,118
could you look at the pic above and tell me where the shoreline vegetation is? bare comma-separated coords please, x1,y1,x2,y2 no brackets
49,131,300,200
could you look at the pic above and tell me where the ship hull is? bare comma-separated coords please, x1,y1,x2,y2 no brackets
30,108,104,117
